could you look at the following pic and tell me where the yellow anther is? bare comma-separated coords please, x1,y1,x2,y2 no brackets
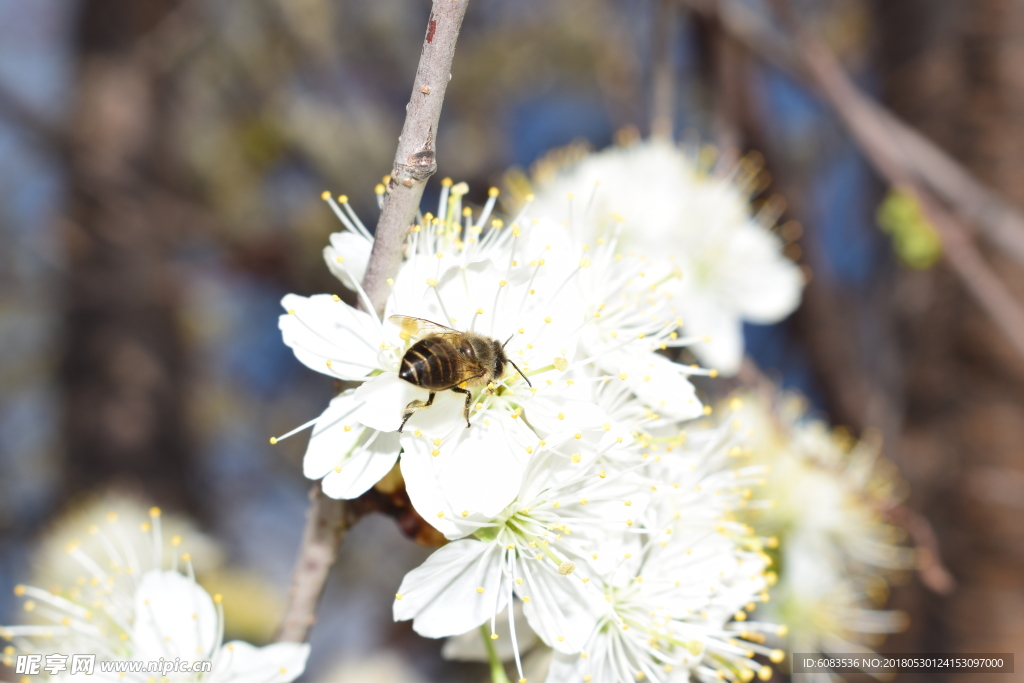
703,405,713,415
461,510,469,517
574,432,582,440
476,586,485,593
431,449,440,457
599,470,606,478
490,633,499,640
769,650,785,663
544,316,552,323
437,511,445,518
619,373,628,380
557,562,576,576
488,187,500,198
337,195,349,204
171,535,182,546
395,593,403,600
331,294,341,302
375,184,385,195
580,257,591,268
320,190,331,200
426,278,438,286
149,507,161,518
571,454,581,463
553,357,569,371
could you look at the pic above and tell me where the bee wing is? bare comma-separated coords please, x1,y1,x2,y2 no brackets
388,315,461,340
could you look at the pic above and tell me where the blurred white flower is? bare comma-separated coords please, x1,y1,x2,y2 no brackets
1,508,309,682
731,393,913,677
527,140,804,375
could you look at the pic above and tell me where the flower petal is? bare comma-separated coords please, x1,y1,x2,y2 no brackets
131,570,218,662
401,410,534,536
619,352,703,420
324,230,372,291
279,293,381,380
352,372,431,433
208,640,311,683
321,430,401,499
393,540,509,639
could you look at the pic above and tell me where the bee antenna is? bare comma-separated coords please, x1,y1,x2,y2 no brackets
502,334,514,348
508,359,531,387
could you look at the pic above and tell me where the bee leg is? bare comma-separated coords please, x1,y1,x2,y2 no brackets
398,392,436,433
451,386,473,428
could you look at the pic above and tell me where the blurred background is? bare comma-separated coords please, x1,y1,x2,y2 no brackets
1,0,1022,680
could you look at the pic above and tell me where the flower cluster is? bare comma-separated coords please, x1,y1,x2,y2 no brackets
521,139,804,376
729,392,914,674
1,507,309,682
276,171,783,682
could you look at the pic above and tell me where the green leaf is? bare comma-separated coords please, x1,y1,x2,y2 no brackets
876,189,942,269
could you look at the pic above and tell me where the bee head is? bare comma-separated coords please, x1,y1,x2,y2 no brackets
495,336,530,387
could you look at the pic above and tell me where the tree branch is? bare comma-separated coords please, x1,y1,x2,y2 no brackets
650,0,678,141
275,483,355,643
276,0,470,643
680,0,1024,268
362,0,471,314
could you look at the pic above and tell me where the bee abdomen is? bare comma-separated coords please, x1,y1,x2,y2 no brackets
399,338,462,390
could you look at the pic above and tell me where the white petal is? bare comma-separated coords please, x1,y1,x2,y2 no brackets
279,293,381,380
131,570,218,662
302,393,367,480
517,561,599,655
324,230,372,291
208,640,311,683
442,602,538,662
720,223,803,322
401,410,534,534
683,299,744,376
393,540,509,639
620,352,704,420
352,372,431,433
321,430,400,499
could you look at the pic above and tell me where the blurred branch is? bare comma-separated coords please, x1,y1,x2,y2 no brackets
684,0,1024,365
786,18,1024,364
276,484,355,643
650,0,678,141
680,0,1024,267
277,0,471,644
886,503,957,595
362,0,471,314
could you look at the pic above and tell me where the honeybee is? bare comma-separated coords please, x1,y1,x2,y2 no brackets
390,315,531,432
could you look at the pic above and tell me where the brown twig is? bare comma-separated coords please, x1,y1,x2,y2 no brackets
362,0,471,314
650,0,679,141
791,28,1024,363
679,0,1024,268
275,483,357,642
275,0,470,644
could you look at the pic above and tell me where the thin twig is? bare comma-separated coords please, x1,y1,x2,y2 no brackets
362,0,471,314
275,0,470,643
680,0,1024,268
791,28,1024,363
275,483,356,642
650,0,678,141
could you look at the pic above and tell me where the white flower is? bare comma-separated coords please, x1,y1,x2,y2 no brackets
731,393,913,670
1,508,309,682
528,140,804,375
393,449,644,681
278,183,667,517
539,415,781,683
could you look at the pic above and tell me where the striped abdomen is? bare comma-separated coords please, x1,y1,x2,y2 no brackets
399,337,472,390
